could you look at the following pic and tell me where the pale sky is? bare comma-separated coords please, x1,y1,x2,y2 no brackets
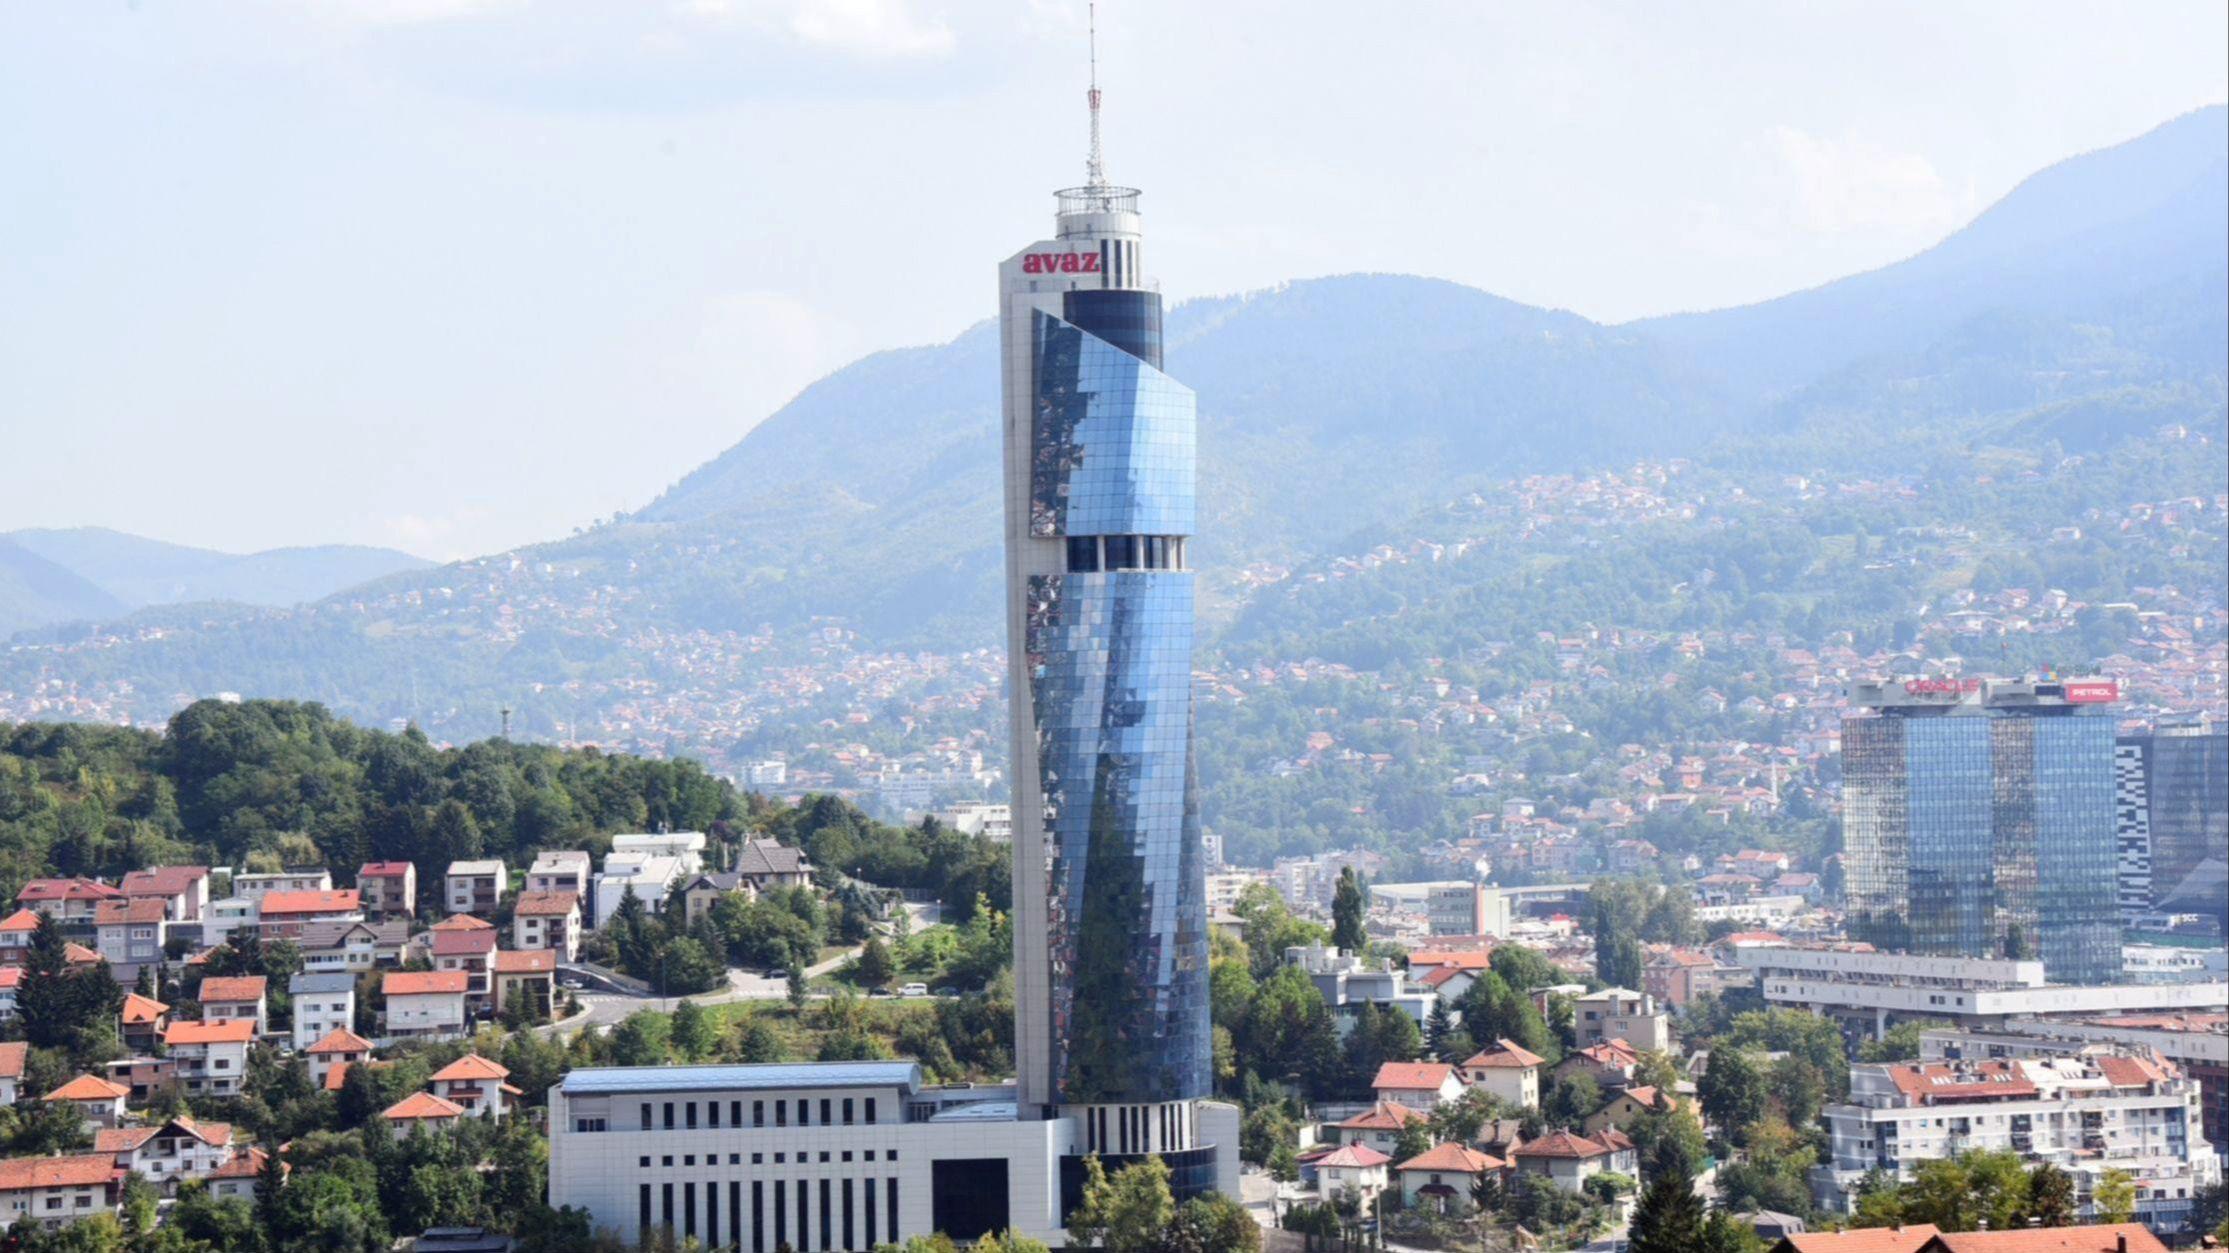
2,1,2223,560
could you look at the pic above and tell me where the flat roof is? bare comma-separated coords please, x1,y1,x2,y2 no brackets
562,1061,921,1096
927,1100,1019,1123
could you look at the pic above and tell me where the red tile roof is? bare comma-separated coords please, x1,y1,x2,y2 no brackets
1335,1100,1430,1131
163,1019,256,1045
358,862,414,877
1408,949,1494,970
512,890,580,916
431,929,497,957
1883,1061,2036,1104
256,889,360,916
208,1145,285,1182
16,878,123,904
119,993,169,1025
93,899,169,926
1509,1129,1609,1160
1462,1039,1545,1069
0,1042,25,1080
0,1154,122,1191
382,1091,466,1121
492,949,555,974
1779,1224,1941,1253
63,942,100,965
304,1028,373,1055
429,914,493,932
0,909,39,933
2093,1052,2173,1088
44,1074,130,1103
1315,1143,1391,1169
430,1054,509,1082
197,976,266,1004
384,970,469,996
1372,1062,1456,1092
1395,1142,1501,1174
1925,1225,2166,1253
119,866,207,897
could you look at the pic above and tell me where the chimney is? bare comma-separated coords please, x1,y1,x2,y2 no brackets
2117,1236,2128,1253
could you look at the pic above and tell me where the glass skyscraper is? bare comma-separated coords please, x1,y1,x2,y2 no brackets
997,158,1216,1193
1844,680,2122,985
2116,723,2229,935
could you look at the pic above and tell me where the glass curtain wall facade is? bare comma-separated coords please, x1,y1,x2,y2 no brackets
1000,187,1212,1126
1846,711,2120,984
2124,728,2229,933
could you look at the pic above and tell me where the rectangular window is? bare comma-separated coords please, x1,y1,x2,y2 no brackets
753,1181,765,1253
687,1103,699,1130
797,1181,810,1250
662,1183,674,1231
1106,535,1137,569
865,1098,877,1125
684,1182,697,1240
797,1099,808,1126
732,1100,744,1128
664,1102,675,1130
819,1098,832,1127
773,1179,786,1249
705,1177,717,1245
639,1184,651,1235
888,1178,900,1242
819,1179,832,1251
866,1171,878,1247
755,1100,765,1128
1066,536,1099,572
709,1101,720,1129
775,1102,786,1128
843,1097,854,1125
842,1178,854,1251
730,1181,742,1252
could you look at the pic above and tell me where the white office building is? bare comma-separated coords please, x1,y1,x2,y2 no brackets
610,833,707,875
1817,1052,2220,1234
548,1061,1238,1250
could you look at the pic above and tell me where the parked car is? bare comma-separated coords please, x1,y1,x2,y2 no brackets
899,982,929,997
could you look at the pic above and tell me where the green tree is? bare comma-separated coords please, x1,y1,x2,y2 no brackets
1698,1047,1767,1140
2027,1162,2076,1227
1100,1156,1177,1253
856,937,896,988
1331,868,1367,953
671,1000,720,1061
1167,1193,1260,1253
2092,1168,2136,1225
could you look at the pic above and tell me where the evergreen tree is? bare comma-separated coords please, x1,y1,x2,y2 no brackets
254,1141,287,1242
1425,999,1453,1059
856,936,896,988
1331,867,1367,953
2028,1162,2077,1227
1627,1158,1707,1253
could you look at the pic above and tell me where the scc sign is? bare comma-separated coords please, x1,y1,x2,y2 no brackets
1903,678,1981,695
1021,251,1101,275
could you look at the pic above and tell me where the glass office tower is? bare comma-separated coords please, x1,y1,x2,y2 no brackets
1844,681,2121,984
997,174,1213,1190
2118,724,2229,935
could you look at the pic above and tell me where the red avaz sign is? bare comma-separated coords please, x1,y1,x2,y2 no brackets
1021,252,1101,275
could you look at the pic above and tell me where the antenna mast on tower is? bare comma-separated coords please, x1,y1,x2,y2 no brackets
1085,2,1106,188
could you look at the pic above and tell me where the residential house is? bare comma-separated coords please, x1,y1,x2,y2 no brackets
1558,1040,1644,1090
524,851,591,898
733,838,811,891
0,1043,23,1105
254,889,362,941
1507,1128,1634,1194
231,868,332,900
163,1020,255,1096
510,891,581,961
381,1091,467,1139
1372,1061,1465,1112
43,1075,130,1127
118,994,169,1054
1583,1086,1680,1139
118,866,209,922
356,862,417,919
590,854,686,929
0,1154,124,1231
1394,1142,1504,1213
431,928,496,1013
492,949,556,1019
15,879,123,927
1332,1100,1432,1157
444,860,508,916
202,895,258,943
1459,1039,1545,1111
429,1054,518,1119
1573,988,1671,1052
197,976,268,1037
303,1028,373,1090
611,832,709,874
297,918,408,974
383,970,470,1041
100,1058,178,1105
288,973,357,1052
1643,949,1720,1008
91,899,168,979
205,1147,281,1201
93,1117,237,1194
679,871,753,925
0,910,39,964
1315,1143,1392,1205
1910,1226,2169,1253
1287,944,1438,1029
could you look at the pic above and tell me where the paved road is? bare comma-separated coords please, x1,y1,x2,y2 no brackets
546,899,948,1035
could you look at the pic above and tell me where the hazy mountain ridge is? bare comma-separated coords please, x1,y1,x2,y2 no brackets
0,527,431,636
3,107,2222,738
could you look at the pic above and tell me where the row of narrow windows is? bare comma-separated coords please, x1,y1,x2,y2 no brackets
1084,1102,1192,1155
1065,535,1186,573
633,1097,876,1133
641,1175,897,1253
